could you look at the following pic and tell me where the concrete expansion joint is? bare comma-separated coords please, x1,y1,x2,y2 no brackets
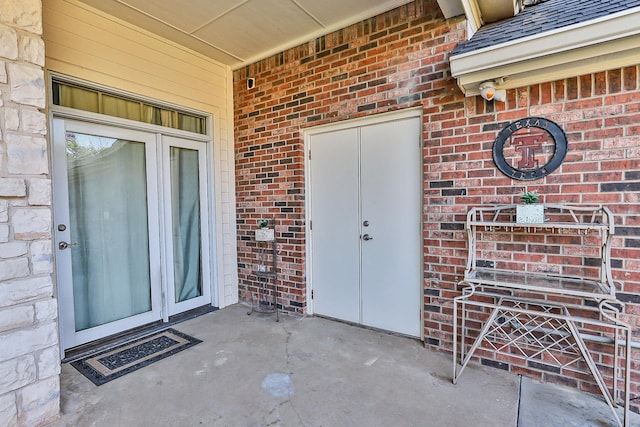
515,375,523,426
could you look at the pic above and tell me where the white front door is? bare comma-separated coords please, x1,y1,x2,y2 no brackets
309,113,422,337
359,119,422,335
53,119,212,350
309,128,361,324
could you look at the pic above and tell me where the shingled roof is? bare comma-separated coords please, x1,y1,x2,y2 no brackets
452,0,640,56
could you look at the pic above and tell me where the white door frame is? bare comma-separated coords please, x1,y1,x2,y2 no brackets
51,108,216,350
303,107,424,339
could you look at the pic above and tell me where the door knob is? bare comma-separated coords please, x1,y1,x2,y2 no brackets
58,241,77,250
362,234,373,241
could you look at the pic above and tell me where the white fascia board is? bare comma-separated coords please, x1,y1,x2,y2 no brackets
450,6,640,95
461,0,481,37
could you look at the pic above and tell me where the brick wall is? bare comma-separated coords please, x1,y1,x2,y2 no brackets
427,69,640,405
235,0,458,314
234,0,640,409
0,1,60,425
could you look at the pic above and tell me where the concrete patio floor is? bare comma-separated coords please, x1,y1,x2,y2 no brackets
49,304,637,427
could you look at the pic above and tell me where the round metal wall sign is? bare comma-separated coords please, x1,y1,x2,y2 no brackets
492,117,567,181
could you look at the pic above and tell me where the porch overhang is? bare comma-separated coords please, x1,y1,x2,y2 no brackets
450,6,640,96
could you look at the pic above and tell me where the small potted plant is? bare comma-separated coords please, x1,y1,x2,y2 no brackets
516,191,544,224
255,219,275,241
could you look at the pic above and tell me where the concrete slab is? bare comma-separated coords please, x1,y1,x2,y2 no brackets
518,376,640,427
49,304,638,426
50,304,520,426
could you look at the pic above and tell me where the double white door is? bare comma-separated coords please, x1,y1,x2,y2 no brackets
53,119,211,350
309,114,422,337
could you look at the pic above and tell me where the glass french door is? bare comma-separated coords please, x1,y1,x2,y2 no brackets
162,136,211,315
53,119,211,350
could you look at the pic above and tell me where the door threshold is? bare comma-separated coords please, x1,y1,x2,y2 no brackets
313,313,421,341
62,305,217,363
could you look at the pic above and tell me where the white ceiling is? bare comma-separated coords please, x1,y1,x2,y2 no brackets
77,0,416,69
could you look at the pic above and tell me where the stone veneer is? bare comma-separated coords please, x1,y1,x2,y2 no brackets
0,0,60,425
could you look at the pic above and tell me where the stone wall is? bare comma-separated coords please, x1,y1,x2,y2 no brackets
0,0,60,425
234,0,640,412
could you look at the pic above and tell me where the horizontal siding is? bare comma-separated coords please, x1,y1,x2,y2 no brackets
44,0,229,113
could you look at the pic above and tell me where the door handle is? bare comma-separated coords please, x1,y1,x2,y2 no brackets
58,241,77,250
362,234,373,241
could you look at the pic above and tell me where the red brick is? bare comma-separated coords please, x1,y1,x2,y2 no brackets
624,66,638,91
234,2,640,406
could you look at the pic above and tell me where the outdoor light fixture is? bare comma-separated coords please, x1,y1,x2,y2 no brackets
479,81,506,102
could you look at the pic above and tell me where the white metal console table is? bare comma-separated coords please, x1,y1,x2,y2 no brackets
452,204,632,427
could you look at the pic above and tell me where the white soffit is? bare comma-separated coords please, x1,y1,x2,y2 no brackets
436,0,465,18
476,0,518,23
458,0,517,37
450,6,640,96
76,0,413,69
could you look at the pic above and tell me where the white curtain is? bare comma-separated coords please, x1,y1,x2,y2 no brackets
170,147,202,302
68,137,152,331
57,83,205,134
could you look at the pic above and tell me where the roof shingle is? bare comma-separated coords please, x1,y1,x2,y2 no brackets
452,0,640,56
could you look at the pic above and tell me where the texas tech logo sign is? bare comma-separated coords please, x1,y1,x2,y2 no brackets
493,117,567,181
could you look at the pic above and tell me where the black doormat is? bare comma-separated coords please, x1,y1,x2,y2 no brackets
71,328,201,386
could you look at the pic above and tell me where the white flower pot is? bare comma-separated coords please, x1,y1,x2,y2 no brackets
255,228,275,241
516,204,544,224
